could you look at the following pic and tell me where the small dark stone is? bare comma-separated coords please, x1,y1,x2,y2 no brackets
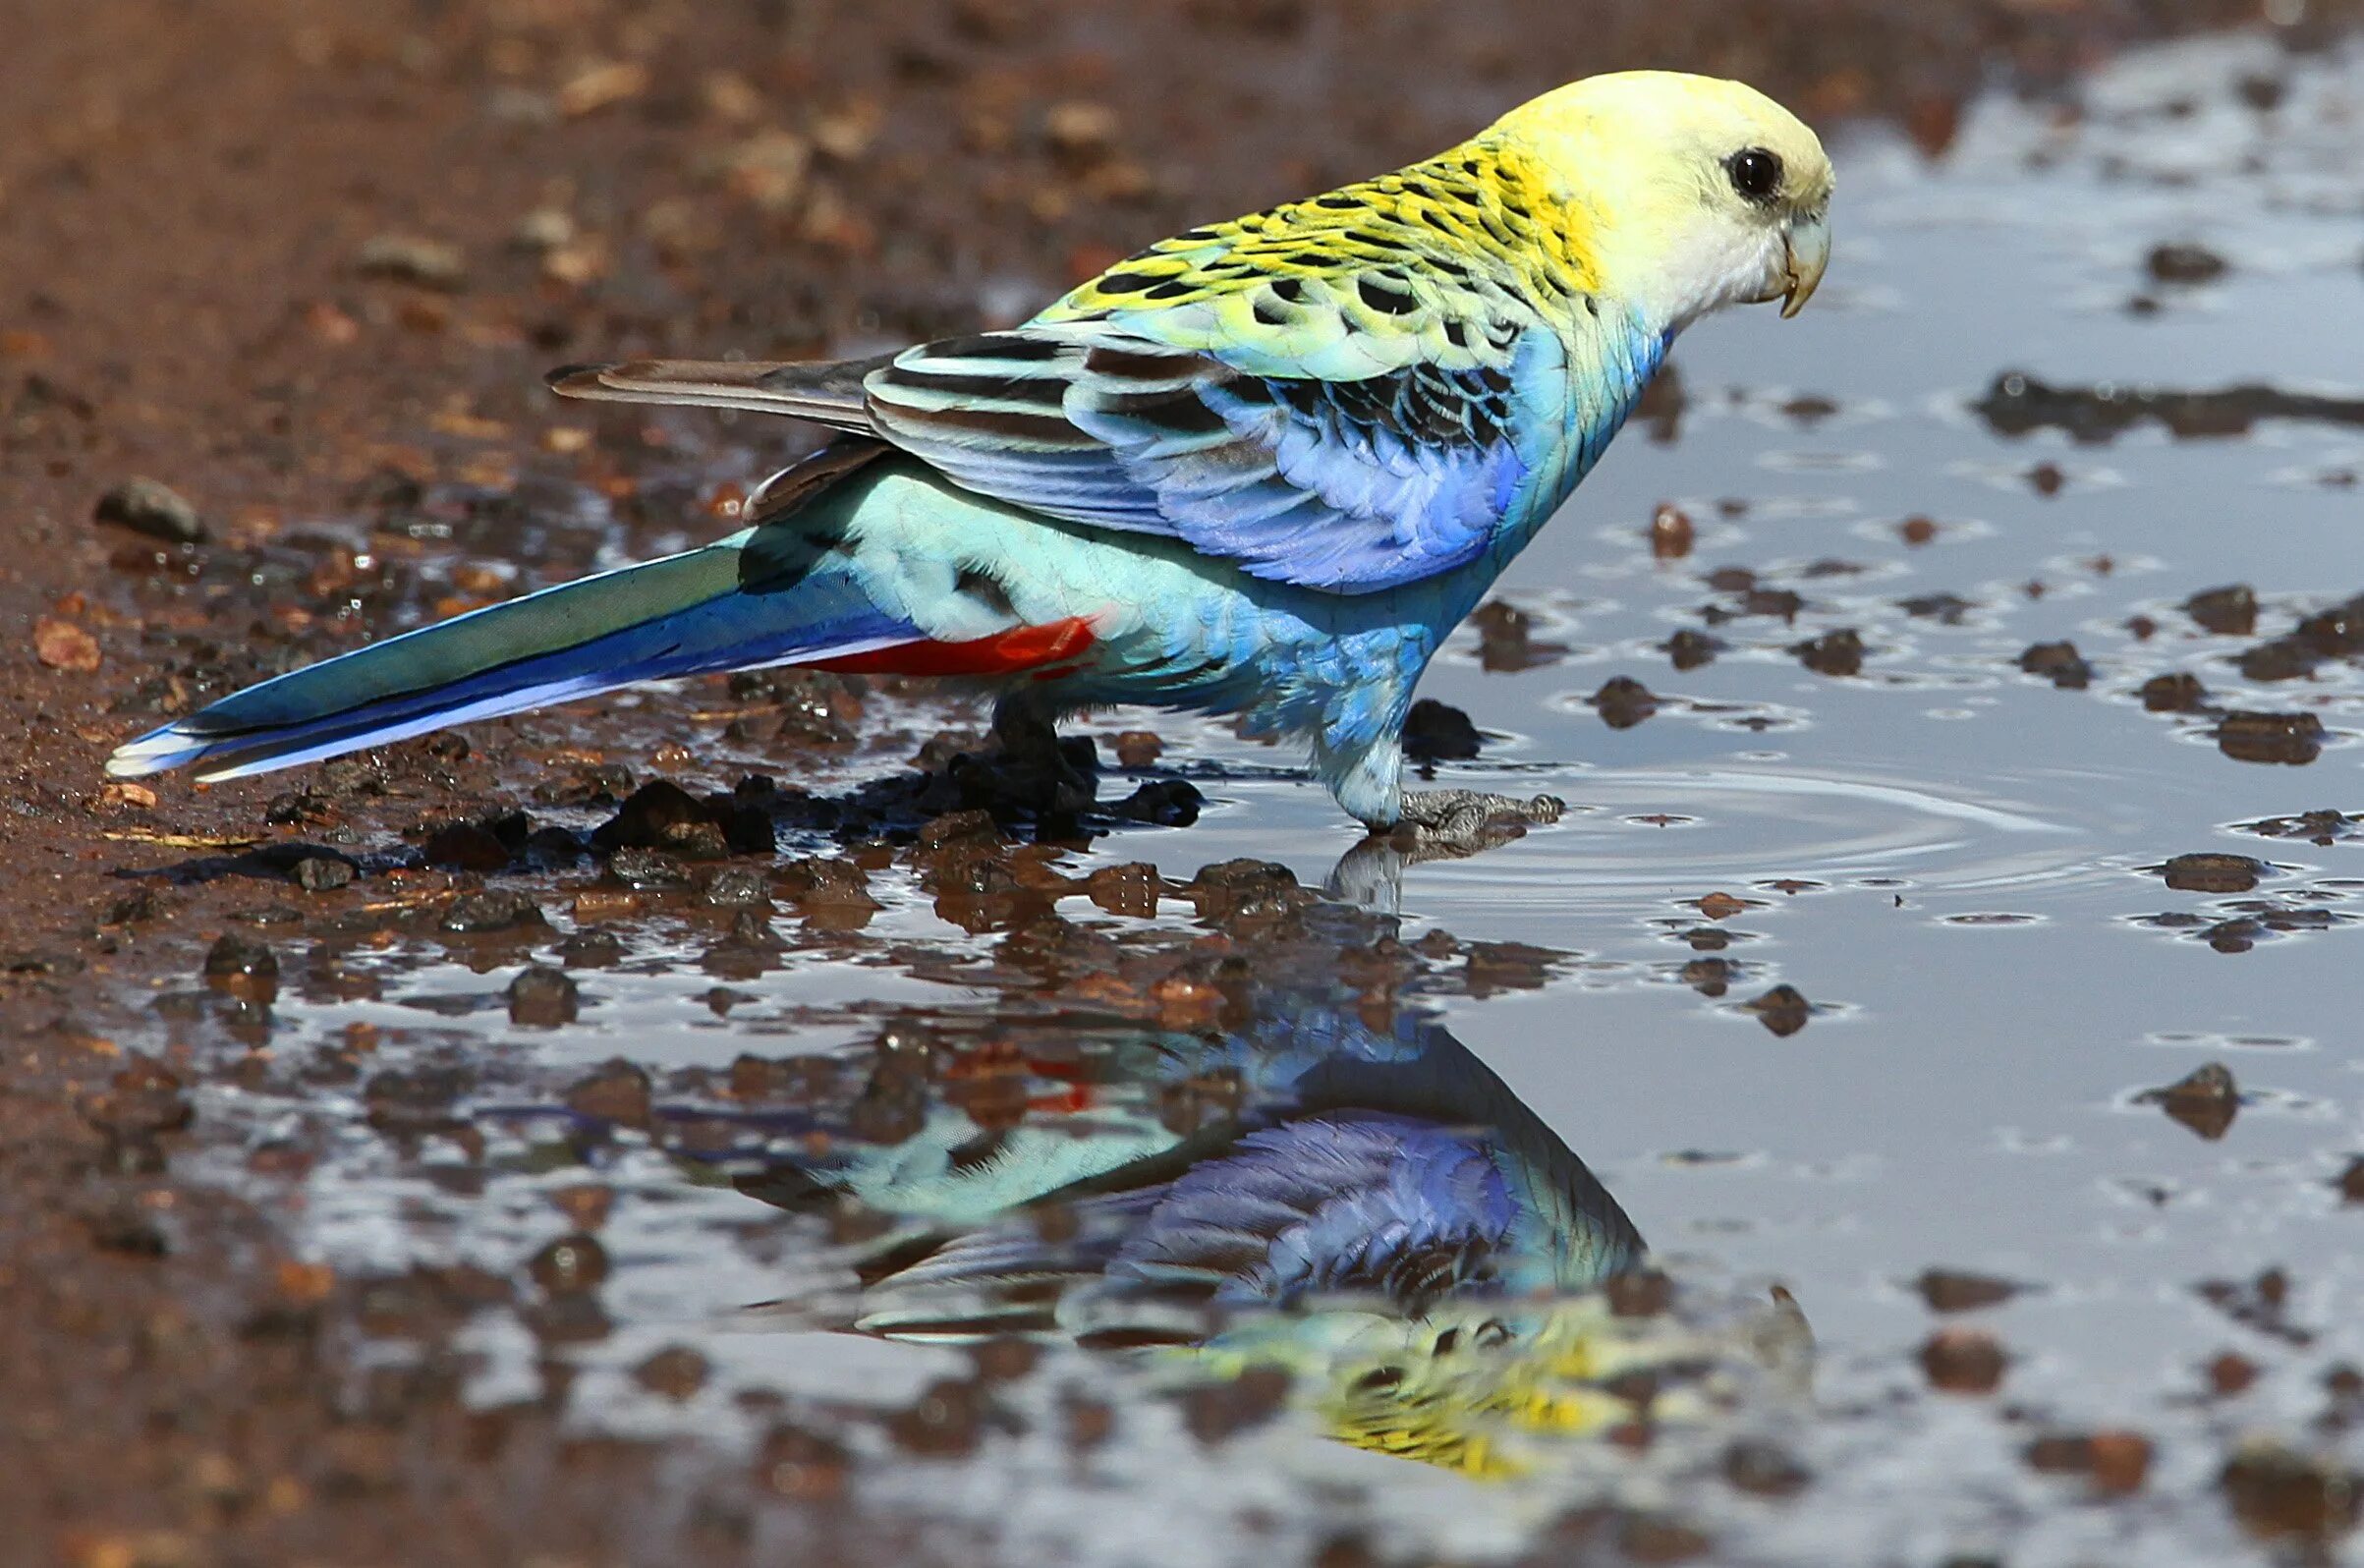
440,889,546,933
202,933,278,998
289,855,356,893
1402,700,1483,762
1176,1366,1292,1444
1109,778,1203,826
2141,1061,2241,1141
592,780,727,856
1663,629,1720,671
701,867,771,908
1470,599,1565,671
635,1346,710,1400
1721,1439,1811,1497
507,964,580,1027
355,233,468,290
2337,1155,2364,1205
558,929,626,969
93,476,206,544
565,1059,651,1127
1917,1269,2022,1313
2217,710,2325,766
2183,583,2258,635
1790,628,1865,677
608,847,696,889
529,1233,609,1294
532,762,635,807
422,822,513,871
888,1377,989,1457
2148,242,2228,285
1649,502,1695,559
1592,676,1659,729
2161,852,2266,893
1921,1328,2007,1394
1746,983,1813,1037
2018,641,2092,689
2141,672,2209,712
1604,1268,1673,1318
2220,1443,2361,1543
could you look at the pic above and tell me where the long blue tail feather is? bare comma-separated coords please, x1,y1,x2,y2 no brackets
107,538,917,783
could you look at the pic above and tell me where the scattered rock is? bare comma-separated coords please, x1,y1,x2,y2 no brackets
2160,852,2266,893
2026,1430,2153,1494
33,618,100,672
1403,699,1482,761
2216,710,2324,766
591,779,767,859
289,855,356,892
355,233,467,291
2139,1061,2240,1141
2140,672,2208,712
1649,503,1695,560
2220,1441,2360,1544
1662,629,1719,671
1721,1438,1811,1497
2148,241,2229,285
2017,641,2092,689
565,1059,651,1128
2336,1155,2364,1205
1920,1328,2007,1394
507,965,580,1027
1916,1269,2023,1313
2183,583,2258,636
1111,730,1163,767
529,1234,609,1294
93,476,205,543
202,932,279,998
1469,599,1565,671
1790,628,1864,677
700,868,771,908
422,822,514,871
1592,676,1659,729
635,1346,710,1401
889,1377,989,1456
1897,516,1940,545
440,889,546,933
1745,984,1812,1037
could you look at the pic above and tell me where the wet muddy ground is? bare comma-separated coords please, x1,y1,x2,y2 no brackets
9,3,2364,1565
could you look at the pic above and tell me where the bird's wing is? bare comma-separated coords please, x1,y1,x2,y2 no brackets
858,153,1664,592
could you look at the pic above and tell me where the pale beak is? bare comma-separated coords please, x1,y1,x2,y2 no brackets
1779,213,1831,319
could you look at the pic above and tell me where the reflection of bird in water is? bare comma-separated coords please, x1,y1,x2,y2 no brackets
732,990,1810,1475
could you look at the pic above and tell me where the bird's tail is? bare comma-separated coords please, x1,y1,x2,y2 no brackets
107,465,920,784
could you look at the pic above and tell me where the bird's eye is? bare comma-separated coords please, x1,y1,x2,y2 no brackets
1725,147,1784,203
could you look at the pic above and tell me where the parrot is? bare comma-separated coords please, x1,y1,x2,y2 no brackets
691,976,1806,1477
108,71,1833,842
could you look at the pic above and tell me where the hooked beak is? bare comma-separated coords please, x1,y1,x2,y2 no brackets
1779,213,1830,319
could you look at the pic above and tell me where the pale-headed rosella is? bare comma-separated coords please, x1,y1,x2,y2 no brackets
110,72,1833,841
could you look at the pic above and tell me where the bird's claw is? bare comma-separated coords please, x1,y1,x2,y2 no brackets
1385,789,1564,855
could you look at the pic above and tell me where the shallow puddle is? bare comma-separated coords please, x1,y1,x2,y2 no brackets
138,28,2364,1567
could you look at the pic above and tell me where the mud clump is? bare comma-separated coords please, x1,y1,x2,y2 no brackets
591,779,772,860
2026,1430,2154,1494
440,889,546,933
507,964,580,1027
1592,676,1660,728
2017,641,2093,689
2220,1442,2361,1545
1649,503,1696,560
1977,370,2364,442
1920,1328,2007,1394
565,1059,652,1129
289,854,356,892
2148,242,2229,286
202,932,279,1000
1745,984,1813,1037
2216,710,2325,766
1662,630,1720,672
1790,628,1865,677
1915,1269,2023,1313
1470,599,1566,671
2140,1061,2241,1141
93,476,206,544
2159,853,2266,893
2140,672,2209,712
2182,583,2258,636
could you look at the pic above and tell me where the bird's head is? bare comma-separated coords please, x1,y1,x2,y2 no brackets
1491,71,1833,334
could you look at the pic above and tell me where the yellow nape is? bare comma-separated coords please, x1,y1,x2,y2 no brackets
1489,71,1832,215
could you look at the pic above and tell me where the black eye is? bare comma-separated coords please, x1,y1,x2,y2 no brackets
1725,147,1783,203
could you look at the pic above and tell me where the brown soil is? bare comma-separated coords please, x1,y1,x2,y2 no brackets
1,1,2353,1562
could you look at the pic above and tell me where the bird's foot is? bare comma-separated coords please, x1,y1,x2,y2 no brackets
1386,789,1564,854
969,720,1099,817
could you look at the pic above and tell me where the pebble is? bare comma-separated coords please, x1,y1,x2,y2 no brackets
565,1059,652,1127
2139,1061,2240,1141
355,233,468,291
529,1233,609,1294
2140,672,2208,712
2017,641,2092,689
1649,502,1695,560
2148,241,2229,285
1592,676,1659,729
439,889,546,933
1916,1268,2022,1313
1790,628,1865,677
1746,983,1813,1037
506,964,580,1027
288,855,356,892
2183,583,2258,636
1920,1328,2007,1394
93,476,206,543
2160,852,2265,893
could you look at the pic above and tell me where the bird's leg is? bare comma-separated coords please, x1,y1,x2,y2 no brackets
1388,789,1565,853
985,697,1098,816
